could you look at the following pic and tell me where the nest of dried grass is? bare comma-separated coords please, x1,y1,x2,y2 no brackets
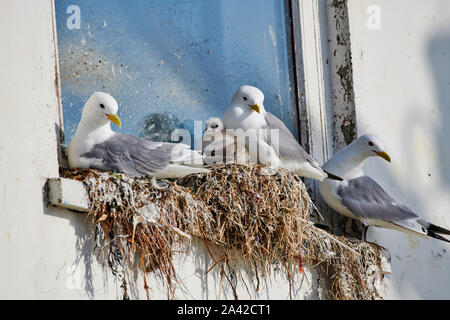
61,163,385,300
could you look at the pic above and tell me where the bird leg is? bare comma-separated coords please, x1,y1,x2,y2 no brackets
360,224,389,254
362,223,369,242
345,221,368,244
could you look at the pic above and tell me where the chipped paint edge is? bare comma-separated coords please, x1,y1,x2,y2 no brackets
47,178,90,212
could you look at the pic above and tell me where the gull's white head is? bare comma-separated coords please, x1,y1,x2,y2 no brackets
352,134,391,162
231,85,266,115
204,117,224,133
81,92,121,128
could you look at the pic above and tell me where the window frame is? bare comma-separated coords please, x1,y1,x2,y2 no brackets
51,0,68,169
52,0,334,173
289,0,332,170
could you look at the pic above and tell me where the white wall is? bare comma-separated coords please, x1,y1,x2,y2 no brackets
0,0,319,299
0,0,114,299
347,0,450,299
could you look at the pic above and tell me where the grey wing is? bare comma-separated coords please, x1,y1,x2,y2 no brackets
337,176,423,231
264,112,296,138
81,133,176,177
264,112,322,170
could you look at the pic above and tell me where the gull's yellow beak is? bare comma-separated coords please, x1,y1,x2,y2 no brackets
375,150,391,162
249,104,260,113
107,114,122,128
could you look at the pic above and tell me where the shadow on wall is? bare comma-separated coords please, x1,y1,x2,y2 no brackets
42,184,107,299
427,33,450,190
398,31,450,217
176,238,324,299
377,31,450,299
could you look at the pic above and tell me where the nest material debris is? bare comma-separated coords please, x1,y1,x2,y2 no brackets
61,163,385,300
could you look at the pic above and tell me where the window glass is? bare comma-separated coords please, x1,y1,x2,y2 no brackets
55,0,297,146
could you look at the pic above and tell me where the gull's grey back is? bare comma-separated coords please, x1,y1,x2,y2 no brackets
81,133,177,177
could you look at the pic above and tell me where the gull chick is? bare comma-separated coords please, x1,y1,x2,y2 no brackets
223,85,342,181
202,117,249,164
67,92,210,179
318,134,450,242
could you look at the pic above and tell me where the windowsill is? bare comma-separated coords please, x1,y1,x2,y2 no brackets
47,177,90,212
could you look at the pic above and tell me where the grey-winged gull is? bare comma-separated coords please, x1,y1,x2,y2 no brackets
222,85,342,181
202,117,249,164
318,133,450,242
67,92,210,179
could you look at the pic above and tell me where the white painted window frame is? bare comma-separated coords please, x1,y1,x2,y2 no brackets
51,0,68,169
288,0,337,221
290,0,331,166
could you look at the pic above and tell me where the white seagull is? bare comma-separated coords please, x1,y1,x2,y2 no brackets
318,134,450,242
222,85,342,181
202,117,249,164
67,92,210,179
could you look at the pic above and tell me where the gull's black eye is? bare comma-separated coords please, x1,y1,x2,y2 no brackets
212,124,219,129
100,104,105,109
368,141,374,146
243,97,248,101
